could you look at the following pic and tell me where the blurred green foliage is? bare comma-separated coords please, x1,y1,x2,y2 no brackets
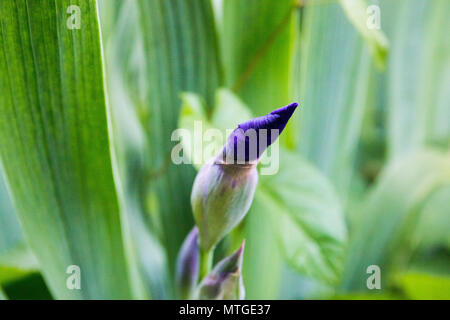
0,0,448,300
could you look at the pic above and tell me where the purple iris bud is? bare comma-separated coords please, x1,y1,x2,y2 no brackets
175,227,199,299
191,103,298,251
223,102,298,163
197,242,245,300
192,158,258,251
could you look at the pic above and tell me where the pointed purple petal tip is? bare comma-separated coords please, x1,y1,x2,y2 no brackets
223,102,299,162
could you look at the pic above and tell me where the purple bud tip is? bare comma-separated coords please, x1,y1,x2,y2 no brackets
238,102,298,134
223,102,298,162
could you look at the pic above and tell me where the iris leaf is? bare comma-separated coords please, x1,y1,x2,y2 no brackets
340,149,450,292
0,0,131,299
258,150,347,285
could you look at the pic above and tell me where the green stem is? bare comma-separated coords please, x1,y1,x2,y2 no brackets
199,248,213,281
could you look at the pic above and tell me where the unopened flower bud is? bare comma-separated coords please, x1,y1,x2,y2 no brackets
191,103,298,251
175,227,199,299
197,242,245,300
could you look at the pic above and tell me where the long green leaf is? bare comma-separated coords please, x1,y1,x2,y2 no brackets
340,149,450,292
135,0,223,274
0,0,130,299
179,89,284,299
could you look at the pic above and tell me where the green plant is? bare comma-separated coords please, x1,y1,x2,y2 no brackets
0,0,448,300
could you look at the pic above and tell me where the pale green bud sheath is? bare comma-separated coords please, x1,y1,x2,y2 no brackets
197,241,245,300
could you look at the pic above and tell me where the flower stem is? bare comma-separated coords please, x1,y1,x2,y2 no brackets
199,248,213,281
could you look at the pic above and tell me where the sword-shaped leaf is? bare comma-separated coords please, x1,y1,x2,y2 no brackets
0,0,131,299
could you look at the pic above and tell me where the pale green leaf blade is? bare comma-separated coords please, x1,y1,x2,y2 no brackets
259,150,347,284
0,0,131,299
222,0,298,147
395,272,450,300
136,0,223,272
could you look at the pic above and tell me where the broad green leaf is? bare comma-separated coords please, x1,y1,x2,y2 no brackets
338,0,389,66
242,193,283,299
296,1,372,195
340,149,450,292
0,0,131,299
387,0,450,159
259,150,347,284
395,272,450,300
135,0,223,273
222,0,298,148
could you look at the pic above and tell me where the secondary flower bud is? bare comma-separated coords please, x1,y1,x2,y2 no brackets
197,242,245,300
191,103,298,251
175,227,199,299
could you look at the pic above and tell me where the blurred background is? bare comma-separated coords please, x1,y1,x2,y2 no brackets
0,0,449,299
